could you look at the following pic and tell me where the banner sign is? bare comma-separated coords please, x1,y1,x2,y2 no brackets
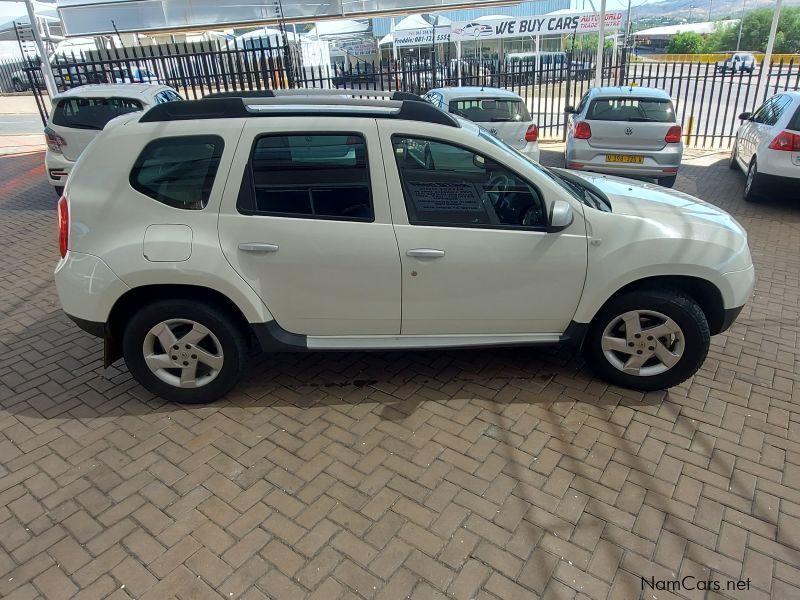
391,12,623,47
450,12,624,41
393,27,451,47
335,40,378,56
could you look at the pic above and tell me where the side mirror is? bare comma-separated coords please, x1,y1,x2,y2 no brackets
738,112,751,120
564,105,576,114
548,200,574,232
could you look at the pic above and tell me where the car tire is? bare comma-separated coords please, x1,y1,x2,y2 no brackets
658,176,677,188
743,159,763,202
12,78,25,92
584,288,710,391
728,142,739,170
122,299,249,404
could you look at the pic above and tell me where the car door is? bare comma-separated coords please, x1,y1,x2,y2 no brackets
741,96,780,164
378,122,588,335
218,118,402,336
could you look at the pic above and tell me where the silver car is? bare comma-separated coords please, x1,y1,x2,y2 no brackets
565,87,683,187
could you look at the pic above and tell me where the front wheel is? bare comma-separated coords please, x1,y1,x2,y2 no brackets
584,289,710,391
728,142,739,170
122,300,248,404
12,78,25,92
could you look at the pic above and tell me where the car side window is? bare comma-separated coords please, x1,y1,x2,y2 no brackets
750,97,777,124
237,134,373,221
391,136,547,229
130,135,224,210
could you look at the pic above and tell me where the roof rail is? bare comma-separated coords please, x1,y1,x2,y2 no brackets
139,93,459,127
203,89,424,102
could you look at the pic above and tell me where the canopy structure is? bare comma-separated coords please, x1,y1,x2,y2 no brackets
0,2,60,43
55,0,520,36
304,19,371,40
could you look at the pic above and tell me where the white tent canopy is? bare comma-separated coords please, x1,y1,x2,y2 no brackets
304,19,370,40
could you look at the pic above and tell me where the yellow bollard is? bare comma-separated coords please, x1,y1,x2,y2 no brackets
685,116,694,147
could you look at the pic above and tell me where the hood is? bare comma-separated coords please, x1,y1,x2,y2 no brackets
562,170,748,239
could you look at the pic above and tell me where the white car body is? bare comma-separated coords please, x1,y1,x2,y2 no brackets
54,90,753,402
731,91,800,199
716,52,756,74
423,86,540,162
45,84,182,193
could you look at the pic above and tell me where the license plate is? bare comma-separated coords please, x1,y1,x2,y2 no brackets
606,154,644,164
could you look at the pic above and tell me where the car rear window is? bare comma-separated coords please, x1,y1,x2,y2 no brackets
130,135,224,210
788,105,800,132
587,97,675,123
52,97,142,130
449,98,531,122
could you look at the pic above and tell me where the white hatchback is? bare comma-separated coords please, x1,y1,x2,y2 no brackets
730,91,800,201
423,86,540,162
55,90,753,403
44,84,182,194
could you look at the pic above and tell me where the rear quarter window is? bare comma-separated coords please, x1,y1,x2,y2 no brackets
587,97,675,123
52,97,142,130
130,135,224,210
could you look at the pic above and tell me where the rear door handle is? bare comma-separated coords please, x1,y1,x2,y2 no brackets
406,248,445,258
238,242,279,253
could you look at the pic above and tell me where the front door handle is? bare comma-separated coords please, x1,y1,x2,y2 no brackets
239,242,279,253
406,248,445,258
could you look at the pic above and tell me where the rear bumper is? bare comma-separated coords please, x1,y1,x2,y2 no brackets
45,151,74,188
566,140,682,178
520,141,540,163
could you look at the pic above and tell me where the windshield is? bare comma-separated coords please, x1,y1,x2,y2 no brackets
479,129,611,212
586,97,675,123
450,98,531,122
52,97,142,130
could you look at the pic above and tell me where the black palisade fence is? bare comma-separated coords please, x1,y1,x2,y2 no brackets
9,40,800,147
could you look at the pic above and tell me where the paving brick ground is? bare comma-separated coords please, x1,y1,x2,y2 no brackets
1,145,799,600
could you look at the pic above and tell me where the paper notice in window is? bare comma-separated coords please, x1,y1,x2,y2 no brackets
406,181,485,213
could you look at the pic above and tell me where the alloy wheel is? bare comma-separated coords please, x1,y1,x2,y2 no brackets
142,318,224,388
600,310,685,376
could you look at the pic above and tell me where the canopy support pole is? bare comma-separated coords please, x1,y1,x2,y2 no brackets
23,0,58,98
756,0,782,104
594,0,607,88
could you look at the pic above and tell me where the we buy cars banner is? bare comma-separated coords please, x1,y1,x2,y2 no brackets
449,12,624,41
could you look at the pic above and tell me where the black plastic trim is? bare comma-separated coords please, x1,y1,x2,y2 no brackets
252,321,308,352
139,96,459,128
560,321,589,351
66,314,105,338
718,306,744,334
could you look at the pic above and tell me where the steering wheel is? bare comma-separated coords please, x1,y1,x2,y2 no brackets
485,173,514,205
520,205,544,227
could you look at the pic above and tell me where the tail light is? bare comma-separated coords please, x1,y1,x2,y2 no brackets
524,124,539,142
44,127,67,154
665,125,682,143
57,195,69,258
768,130,800,152
574,121,592,140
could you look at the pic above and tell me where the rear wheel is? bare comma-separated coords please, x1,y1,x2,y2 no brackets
122,300,248,404
12,78,25,92
585,289,710,391
744,158,763,202
658,176,677,188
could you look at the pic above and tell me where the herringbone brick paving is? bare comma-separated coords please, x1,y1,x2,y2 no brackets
0,146,798,599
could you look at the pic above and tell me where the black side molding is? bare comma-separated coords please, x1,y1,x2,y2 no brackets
252,320,308,352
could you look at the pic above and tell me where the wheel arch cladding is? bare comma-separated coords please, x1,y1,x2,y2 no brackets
106,284,254,365
597,275,726,335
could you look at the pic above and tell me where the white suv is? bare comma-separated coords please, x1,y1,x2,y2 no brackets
55,90,755,403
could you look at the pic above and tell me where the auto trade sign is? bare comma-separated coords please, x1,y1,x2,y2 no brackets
450,12,624,41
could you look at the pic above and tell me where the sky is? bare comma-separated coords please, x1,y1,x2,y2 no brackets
0,0,645,22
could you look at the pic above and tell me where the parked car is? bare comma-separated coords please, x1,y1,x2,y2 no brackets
424,87,540,162
45,84,182,195
331,62,377,87
730,91,800,201
54,89,754,403
715,52,756,74
565,86,683,187
111,65,160,84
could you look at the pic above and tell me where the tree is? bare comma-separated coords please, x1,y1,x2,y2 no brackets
703,7,800,53
666,31,706,53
